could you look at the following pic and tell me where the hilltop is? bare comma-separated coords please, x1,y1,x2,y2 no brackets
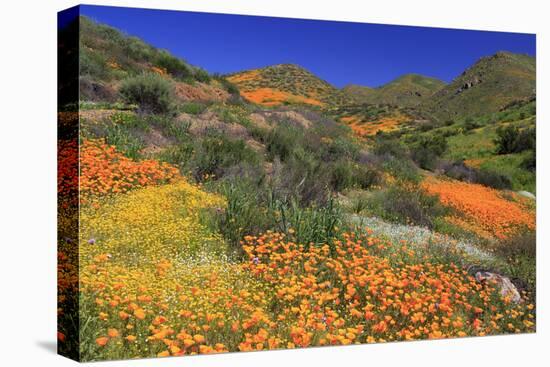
344,73,446,107
226,63,348,107
421,51,536,121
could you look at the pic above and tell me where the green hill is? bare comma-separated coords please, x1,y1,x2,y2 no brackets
78,16,235,102
420,51,536,121
343,74,446,107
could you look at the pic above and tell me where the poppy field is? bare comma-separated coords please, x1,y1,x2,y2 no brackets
58,8,536,362
57,139,536,361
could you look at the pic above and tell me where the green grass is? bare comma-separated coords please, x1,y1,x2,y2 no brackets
445,126,496,161
479,152,536,193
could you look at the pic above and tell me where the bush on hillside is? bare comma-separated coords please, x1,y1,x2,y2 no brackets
193,133,260,180
475,168,513,190
369,184,447,229
494,125,535,154
440,161,512,190
154,51,192,80
119,73,175,114
372,136,408,159
410,134,448,170
193,68,211,83
522,149,536,172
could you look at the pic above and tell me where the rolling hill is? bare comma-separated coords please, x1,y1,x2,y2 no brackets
420,51,536,121
78,16,235,103
226,63,349,107
343,73,446,107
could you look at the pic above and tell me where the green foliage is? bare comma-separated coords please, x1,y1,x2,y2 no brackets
344,73,446,107
157,144,194,173
80,47,111,80
367,184,448,228
119,73,175,114
179,102,208,115
80,16,214,86
382,158,420,183
213,179,342,256
193,68,211,83
475,168,512,190
422,52,535,121
154,50,192,80
410,134,448,170
488,231,536,294
494,125,535,154
372,137,408,159
194,133,260,180
522,150,536,172
330,160,381,191
213,74,240,95
263,123,303,161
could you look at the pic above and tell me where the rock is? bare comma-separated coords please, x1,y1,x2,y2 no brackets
475,271,522,303
517,190,536,200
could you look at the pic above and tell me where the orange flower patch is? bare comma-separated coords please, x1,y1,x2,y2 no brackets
239,88,324,107
422,177,535,239
340,113,407,137
79,140,179,200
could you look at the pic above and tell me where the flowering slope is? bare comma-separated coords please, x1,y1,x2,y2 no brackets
80,139,179,199
78,223,535,360
422,177,535,239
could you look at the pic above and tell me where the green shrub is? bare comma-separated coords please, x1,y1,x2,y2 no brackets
372,137,408,159
154,51,192,80
323,136,359,161
119,73,175,114
212,74,240,95
488,231,536,294
494,125,535,154
265,124,302,162
193,68,211,83
80,48,111,80
180,102,208,115
476,168,512,190
370,184,447,228
194,133,260,180
156,143,194,173
104,124,145,160
329,160,380,191
411,134,447,170
522,150,536,171
271,151,331,206
382,158,420,183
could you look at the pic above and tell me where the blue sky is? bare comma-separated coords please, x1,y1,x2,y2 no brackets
78,5,535,88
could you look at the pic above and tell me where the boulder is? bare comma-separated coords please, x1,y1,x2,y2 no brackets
475,271,522,303
517,190,536,200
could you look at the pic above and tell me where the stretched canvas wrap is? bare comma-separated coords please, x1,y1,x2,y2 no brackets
58,4,537,362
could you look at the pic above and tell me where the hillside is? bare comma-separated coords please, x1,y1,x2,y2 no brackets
59,14,536,360
344,73,446,107
79,16,236,103
226,64,348,107
421,51,536,121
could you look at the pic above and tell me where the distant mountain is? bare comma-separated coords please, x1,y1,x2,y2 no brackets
343,74,446,107
226,64,348,107
420,51,536,121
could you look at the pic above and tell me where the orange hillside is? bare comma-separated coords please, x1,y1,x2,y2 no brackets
341,114,407,137
239,87,324,107
422,177,535,239
79,140,179,199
